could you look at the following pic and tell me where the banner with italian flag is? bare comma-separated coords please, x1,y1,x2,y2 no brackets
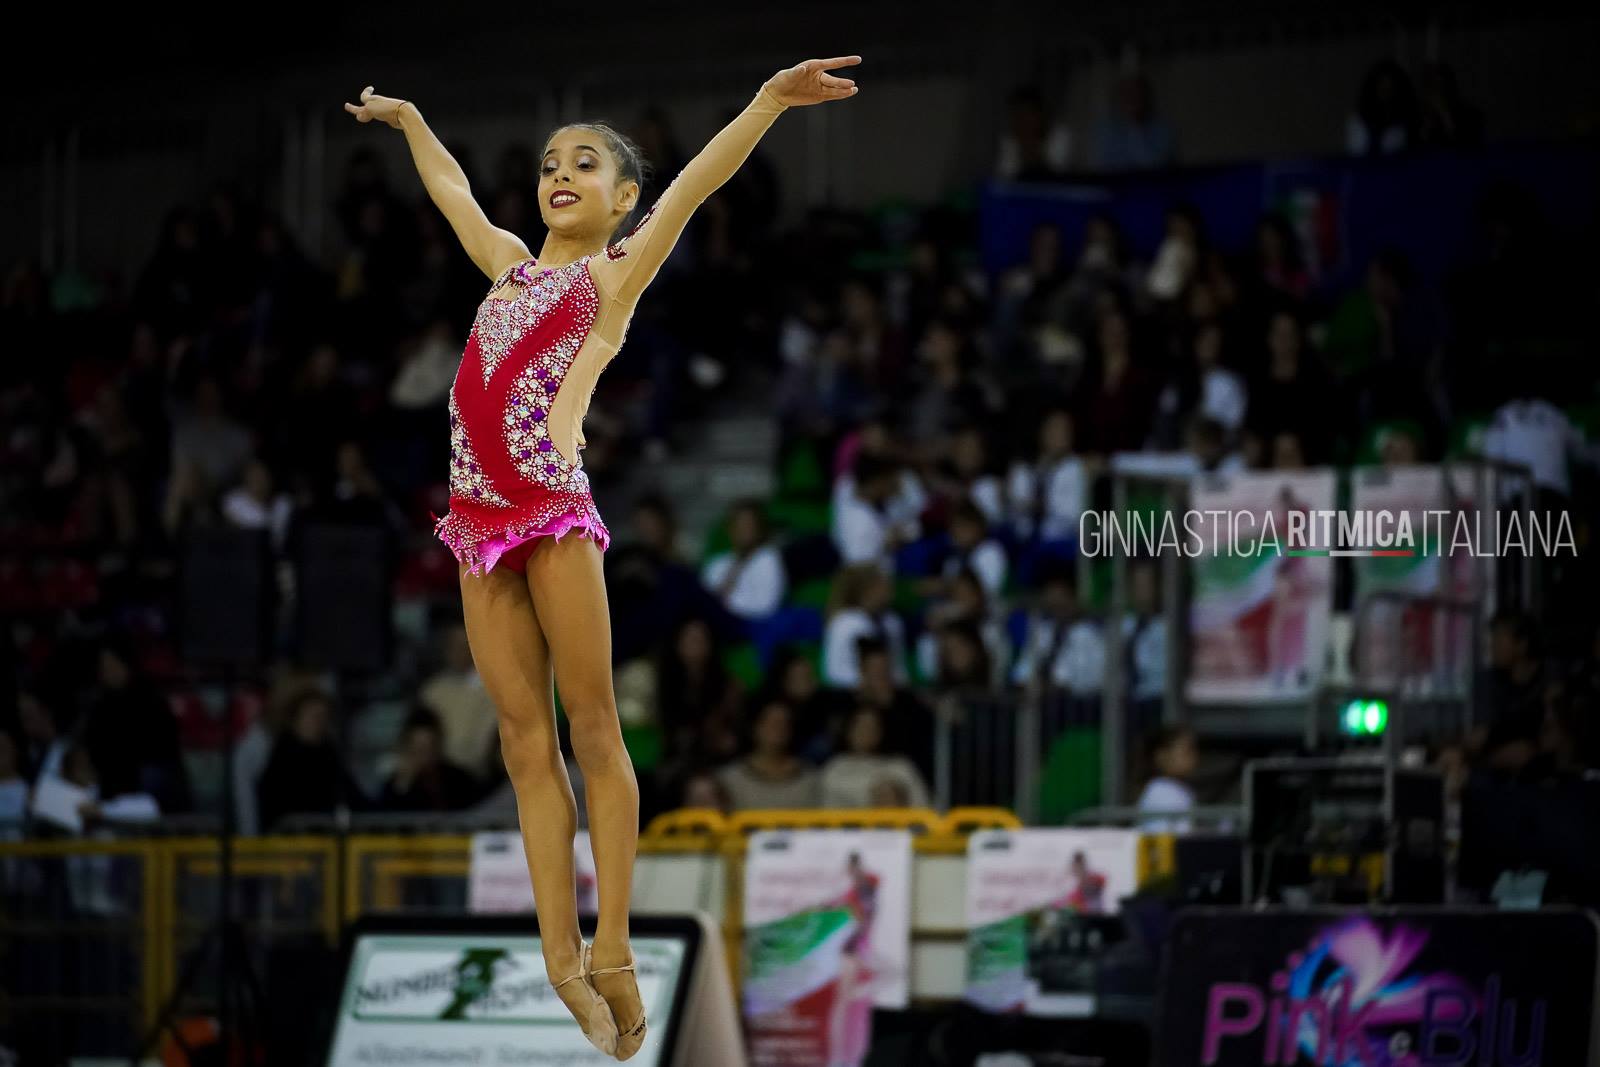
1187,469,1337,703
742,830,912,1067
1351,464,1479,692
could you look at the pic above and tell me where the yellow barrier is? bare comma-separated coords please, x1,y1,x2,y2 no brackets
0,806,1020,1039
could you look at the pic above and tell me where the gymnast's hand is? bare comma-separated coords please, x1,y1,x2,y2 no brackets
343,85,408,129
764,56,862,106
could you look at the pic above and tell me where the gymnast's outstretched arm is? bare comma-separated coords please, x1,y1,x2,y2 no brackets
344,85,531,280
589,56,862,313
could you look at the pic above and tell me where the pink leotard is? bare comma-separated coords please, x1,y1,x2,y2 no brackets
432,85,788,576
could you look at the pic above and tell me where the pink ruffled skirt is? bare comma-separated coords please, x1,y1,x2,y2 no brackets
432,493,611,578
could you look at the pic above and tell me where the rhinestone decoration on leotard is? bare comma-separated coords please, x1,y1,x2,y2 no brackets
471,259,597,386
447,391,512,506
503,325,589,490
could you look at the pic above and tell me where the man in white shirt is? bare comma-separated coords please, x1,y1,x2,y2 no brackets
701,500,787,621
823,565,910,689
832,454,923,570
1010,572,1105,697
1482,396,1592,499
940,499,1009,599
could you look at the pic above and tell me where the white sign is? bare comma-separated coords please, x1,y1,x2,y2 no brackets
469,830,598,916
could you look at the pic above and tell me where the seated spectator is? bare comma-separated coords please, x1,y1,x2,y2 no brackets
1247,310,1331,463
1007,408,1088,546
1166,322,1246,436
39,742,162,831
1185,416,1246,476
657,617,744,771
1346,59,1416,156
931,620,994,691
220,457,294,553
853,638,936,780
762,646,852,762
938,499,1009,599
380,710,482,812
256,687,367,830
1010,570,1106,698
1092,70,1174,171
717,701,820,811
419,621,501,782
832,452,919,570
607,494,739,662
81,637,191,814
1136,725,1198,832
930,424,1006,527
1477,611,1545,775
679,769,733,816
820,706,931,809
917,569,1010,687
995,84,1072,181
701,499,787,622
822,564,910,689
1145,204,1202,302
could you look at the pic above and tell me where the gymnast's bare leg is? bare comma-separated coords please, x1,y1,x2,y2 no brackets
523,533,645,1056
457,557,617,1050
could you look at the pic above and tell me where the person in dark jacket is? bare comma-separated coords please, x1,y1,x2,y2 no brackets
256,687,366,830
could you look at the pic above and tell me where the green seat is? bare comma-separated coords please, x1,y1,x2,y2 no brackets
1036,727,1102,824
723,640,766,692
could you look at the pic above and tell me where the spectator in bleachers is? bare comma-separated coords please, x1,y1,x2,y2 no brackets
1092,70,1175,171
380,709,481,812
996,84,1072,182
1136,725,1198,832
930,620,994,692
905,316,994,446
1246,214,1312,304
220,458,294,553
1082,308,1157,453
1347,59,1418,157
716,700,820,811
233,680,293,837
819,706,931,810
1007,408,1088,548
932,500,1008,600
80,639,191,815
1477,611,1546,775
256,687,366,831
1146,204,1203,302
1185,415,1247,476
607,493,736,663
832,453,915,570
1247,309,1331,463
1010,570,1105,700
853,638,936,781
170,376,253,502
1271,431,1308,470
917,569,1010,688
1123,561,1168,727
994,222,1069,361
927,424,1007,528
419,621,500,782
761,647,851,763
656,618,744,773
701,500,787,623
822,564,910,689
1168,321,1246,437
678,769,732,816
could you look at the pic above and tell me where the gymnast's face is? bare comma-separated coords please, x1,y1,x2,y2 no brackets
539,130,638,244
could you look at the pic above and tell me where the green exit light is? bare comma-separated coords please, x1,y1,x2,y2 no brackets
1341,699,1389,736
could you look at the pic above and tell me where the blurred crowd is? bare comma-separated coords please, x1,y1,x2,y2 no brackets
3,56,1599,842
